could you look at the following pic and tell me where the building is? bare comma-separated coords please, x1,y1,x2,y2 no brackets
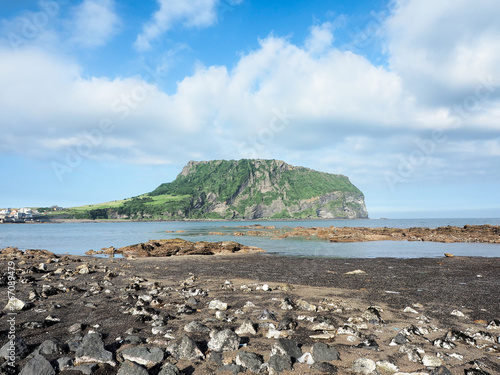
19,208,33,218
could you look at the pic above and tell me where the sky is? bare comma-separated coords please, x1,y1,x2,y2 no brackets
1,0,500,219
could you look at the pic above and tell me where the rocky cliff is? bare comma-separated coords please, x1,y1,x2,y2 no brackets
149,159,368,220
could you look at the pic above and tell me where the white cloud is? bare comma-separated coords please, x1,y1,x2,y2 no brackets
135,0,219,51
70,0,121,48
385,0,500,107
2,1,500,189
305,22,335,55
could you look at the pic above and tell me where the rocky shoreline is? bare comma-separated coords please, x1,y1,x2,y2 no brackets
223,224,500,244
1,248,499,374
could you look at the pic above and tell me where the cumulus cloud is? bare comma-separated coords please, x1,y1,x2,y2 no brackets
69,0,121,48
305,22,334,55
1,0,500,190
385,0,500,108
134,0,220,51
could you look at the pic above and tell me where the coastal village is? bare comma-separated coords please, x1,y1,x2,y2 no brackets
0,206,63,223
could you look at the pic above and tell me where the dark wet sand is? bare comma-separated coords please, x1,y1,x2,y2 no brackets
136,254,500,322
1,252,499,374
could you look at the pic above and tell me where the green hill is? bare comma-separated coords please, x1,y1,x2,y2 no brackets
56,159,368,220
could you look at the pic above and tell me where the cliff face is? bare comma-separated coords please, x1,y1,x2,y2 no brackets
150,159,368,220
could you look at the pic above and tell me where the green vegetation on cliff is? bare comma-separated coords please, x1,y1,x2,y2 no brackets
54,159,368,220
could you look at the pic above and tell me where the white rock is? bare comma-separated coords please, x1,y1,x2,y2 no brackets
312,322,336,331
208,300,228,311
296,299,317,312
309,333,335,340
215,311,226,320
4,297,26,311
243,301,256,308
297,352,314,364
235,320,257,336
376,360,399,373
151,326,168,335
403,307,419,314
344,269,366,275
450,309,467,318
422,355,442,367
352,358,376,374
266,325,289,339
76,264,90,274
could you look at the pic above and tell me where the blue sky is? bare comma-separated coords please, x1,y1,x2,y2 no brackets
1,0,500,218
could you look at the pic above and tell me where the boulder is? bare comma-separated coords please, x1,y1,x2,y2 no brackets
159,363,181,375
116,360,148,375
235,320,257,336
74,333,116,366
184,320,210,333
208,300,228,311
312,342,340,362
0,337,29,361
352,358,376,374
168,335,205,360
19,354,55,375
120,346,164,367
268,354,293,374
35,340,60,356
235,351,264,373
208,329,240,352
311,362,339,373
272,338,302,360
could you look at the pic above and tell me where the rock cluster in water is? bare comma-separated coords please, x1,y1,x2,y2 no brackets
1,248,499,374
85,239,265,258
227,224,500,244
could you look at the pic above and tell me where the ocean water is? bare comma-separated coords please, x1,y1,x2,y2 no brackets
1,218,499,258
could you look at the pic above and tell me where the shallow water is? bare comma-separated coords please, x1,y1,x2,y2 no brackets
1,218,499,258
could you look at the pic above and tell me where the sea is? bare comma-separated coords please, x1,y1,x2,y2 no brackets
1,218,500,259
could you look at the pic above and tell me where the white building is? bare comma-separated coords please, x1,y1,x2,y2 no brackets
0,209,10,220
19,208,33,218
